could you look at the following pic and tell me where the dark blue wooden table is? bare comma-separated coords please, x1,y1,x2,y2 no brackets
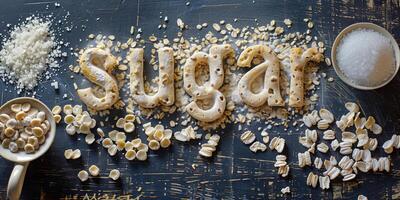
0,0,400,199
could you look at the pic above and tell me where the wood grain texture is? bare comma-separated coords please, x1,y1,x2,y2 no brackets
0,0,399,199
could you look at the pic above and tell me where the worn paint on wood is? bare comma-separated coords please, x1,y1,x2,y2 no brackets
0,0,400,199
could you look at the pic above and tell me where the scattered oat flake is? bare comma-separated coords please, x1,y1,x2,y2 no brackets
283,19,292,27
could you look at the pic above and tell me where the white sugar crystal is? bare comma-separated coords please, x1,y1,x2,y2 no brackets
51,81,59,89
0,16,62,91
337,28,395,87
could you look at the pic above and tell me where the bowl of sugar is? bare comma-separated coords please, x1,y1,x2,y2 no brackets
331,22,400,90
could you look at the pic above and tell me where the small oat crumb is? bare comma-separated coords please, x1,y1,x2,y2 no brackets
108,35,115,41
212,23,221,32
191,163,198,169
283,19,292,27
281,186,290,194
308,21,314,29
325,57,331,66
275,27,284,35
149,35,157,42
130,26,135,34
177,18,185,29
327,77,334,82
162,38,170,45
358,195,368,200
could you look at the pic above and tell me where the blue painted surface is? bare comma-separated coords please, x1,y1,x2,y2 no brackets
0,0,399,199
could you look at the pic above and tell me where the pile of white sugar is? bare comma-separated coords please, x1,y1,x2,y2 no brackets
0,16,61,91
337,28,395,87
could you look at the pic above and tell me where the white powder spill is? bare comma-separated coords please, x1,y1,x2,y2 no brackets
337,28,395,87
0,16,62,91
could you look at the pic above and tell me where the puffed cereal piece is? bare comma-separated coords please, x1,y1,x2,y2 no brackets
88,165,100,176
109,169,120,181
148,140,160,150
78,170,89,182
136,150,148,161
125,149,136,160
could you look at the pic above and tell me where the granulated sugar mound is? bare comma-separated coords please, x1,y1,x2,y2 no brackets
0,16,62,91
337,28,395,87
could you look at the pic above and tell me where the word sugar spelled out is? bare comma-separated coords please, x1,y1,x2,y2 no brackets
78,45,323,123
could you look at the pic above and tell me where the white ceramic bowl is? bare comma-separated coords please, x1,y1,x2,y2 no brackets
0,97,56,163
331,22,400,90
0,97,55,200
